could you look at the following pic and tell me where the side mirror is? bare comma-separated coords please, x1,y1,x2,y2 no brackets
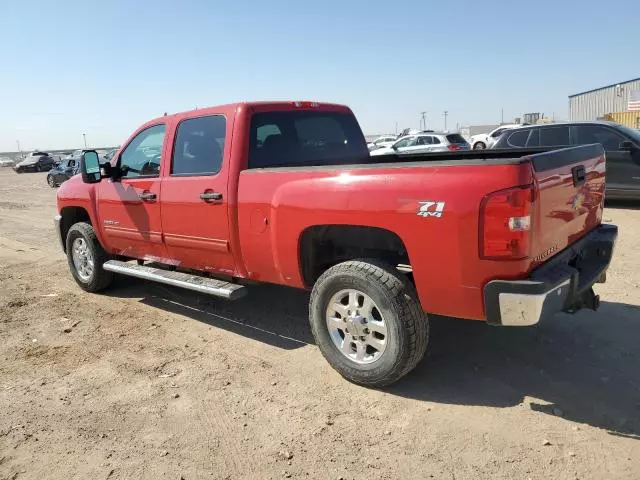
81,150,102,183
391,144,398,151
619,140,636,151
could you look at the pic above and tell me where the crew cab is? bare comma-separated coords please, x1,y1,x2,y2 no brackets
55,101,617,387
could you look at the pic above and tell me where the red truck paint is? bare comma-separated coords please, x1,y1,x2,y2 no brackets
57,102,607,321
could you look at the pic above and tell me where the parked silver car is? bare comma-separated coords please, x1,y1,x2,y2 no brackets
370,132,470,156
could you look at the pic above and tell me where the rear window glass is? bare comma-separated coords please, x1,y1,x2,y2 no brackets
446,134,466,144
526,129,539,147
540,126,570,147
248,111,368,168
507,130,530,147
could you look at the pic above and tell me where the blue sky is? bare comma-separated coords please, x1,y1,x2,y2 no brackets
1,0,639,151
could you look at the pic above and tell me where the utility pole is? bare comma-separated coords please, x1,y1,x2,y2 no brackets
16,140,20,154
501,108,504,124
420,111,427,130
83,133,87,148
443,111,448,131
395,121,398,135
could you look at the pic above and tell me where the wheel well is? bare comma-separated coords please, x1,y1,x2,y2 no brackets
60,206,91,251
299,225,410,287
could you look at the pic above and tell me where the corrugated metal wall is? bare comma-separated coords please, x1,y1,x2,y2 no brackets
569,78,640,121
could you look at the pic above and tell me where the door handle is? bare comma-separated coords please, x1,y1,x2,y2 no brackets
200,192,223,202
139,191,157,201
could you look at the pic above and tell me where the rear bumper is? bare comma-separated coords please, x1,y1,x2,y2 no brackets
484,224,617,326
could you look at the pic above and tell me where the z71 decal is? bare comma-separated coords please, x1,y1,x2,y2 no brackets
417,201,445,218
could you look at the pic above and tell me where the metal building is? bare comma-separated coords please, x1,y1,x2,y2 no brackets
569,77,640,121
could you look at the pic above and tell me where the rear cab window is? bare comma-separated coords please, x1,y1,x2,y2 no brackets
248,110,368,168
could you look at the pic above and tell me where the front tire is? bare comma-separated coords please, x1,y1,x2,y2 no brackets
309,260,429,387
473,142,486,150
65,222,113,292
47,175,56,188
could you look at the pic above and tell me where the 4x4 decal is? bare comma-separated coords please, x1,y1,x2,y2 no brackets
417,201,445,218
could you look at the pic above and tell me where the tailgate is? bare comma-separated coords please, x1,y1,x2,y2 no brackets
528,144,606,265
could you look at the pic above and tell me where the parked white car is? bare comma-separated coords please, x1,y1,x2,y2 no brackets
0,157,14,167
470,124,522,150
370,132,470,156
367,135,397,151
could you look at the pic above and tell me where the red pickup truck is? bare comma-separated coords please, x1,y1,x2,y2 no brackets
55,101,617,386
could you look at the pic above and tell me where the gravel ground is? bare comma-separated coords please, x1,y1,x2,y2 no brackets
0,168,639,480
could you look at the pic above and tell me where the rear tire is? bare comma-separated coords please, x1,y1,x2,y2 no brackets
309,260,429,387
47,175,56,188
473,142,486,150
65,222,113,292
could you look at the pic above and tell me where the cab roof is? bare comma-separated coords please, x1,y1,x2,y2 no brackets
149,101,352,124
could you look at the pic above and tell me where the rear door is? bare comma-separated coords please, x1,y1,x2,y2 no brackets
96,124,167,260
528,143,606,264
160,114,235,274
409,136,434,153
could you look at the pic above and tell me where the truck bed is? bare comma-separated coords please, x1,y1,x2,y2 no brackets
252,146,600,169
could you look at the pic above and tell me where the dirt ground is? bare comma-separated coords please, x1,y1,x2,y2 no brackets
0,167,639,480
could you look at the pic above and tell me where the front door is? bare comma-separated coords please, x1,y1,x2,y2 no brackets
160,114,235,275
96,124,168,261
571,124,637,192
393,136,419,154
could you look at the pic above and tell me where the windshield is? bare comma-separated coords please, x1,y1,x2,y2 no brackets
248,110,368,168
617,124,640,144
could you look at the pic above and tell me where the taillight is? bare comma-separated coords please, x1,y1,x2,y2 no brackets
447,144,460,151
480,185,533,259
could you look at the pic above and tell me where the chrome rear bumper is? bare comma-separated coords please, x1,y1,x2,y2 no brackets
484,224,617,326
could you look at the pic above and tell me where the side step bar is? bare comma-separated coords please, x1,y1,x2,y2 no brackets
103,260,246,300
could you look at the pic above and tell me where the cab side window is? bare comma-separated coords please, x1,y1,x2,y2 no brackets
539,126,570,147
395,137,417,148
120,124,166,178
572,125,624,151
171,115,226,175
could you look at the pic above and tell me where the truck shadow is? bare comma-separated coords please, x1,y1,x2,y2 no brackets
105,278,640,438
393,301,640,439
105,277,315,350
